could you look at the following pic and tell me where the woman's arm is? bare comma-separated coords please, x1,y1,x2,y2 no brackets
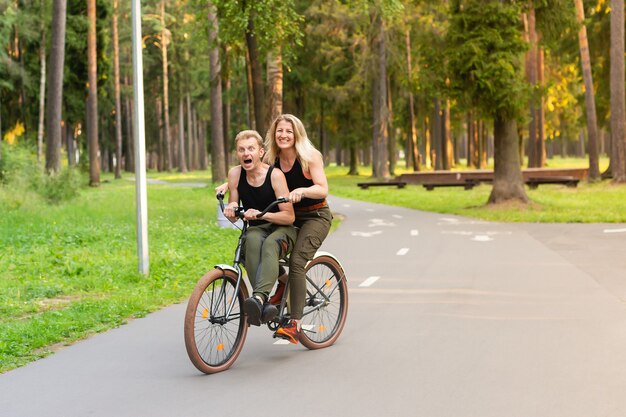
289,150,328,203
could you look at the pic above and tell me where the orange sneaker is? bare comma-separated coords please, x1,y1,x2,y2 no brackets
268,280,286,305
274,320,300,344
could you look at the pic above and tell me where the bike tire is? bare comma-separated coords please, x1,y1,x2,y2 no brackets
299,255,348,349
184,269,248,374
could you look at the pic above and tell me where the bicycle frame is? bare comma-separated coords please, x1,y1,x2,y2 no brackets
214,193,287,322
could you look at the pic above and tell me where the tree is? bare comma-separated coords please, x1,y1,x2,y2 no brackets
112,0,122,179
574,0,600,181
245,13,266,132
610,0,626,182
45,0,67,175
160,0,172,172
87,0,100,185
208,0,226,183
371,10,389,179
448,0,529,204
266,48,282,126
404,25,420,171
37,0,47,163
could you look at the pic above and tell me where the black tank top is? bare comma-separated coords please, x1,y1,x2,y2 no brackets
237,165,278,226
275,158,325,209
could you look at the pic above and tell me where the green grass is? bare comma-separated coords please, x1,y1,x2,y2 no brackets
1,156,623,373
0,175,237,372
326,156,625,223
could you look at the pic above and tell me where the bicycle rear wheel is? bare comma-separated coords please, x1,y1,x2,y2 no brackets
299,255,348,349
184,269,248,373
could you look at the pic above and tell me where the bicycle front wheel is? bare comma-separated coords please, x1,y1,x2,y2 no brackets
299,255,348,349
184,269,248,374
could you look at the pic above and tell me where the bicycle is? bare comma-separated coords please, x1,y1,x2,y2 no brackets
184,193,349,374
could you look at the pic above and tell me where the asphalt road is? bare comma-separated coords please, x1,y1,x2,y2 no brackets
2,195,626,417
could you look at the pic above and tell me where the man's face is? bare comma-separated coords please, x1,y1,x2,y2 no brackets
236,137,264,171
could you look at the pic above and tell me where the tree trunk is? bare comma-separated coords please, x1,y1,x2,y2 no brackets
45,0,67,174
160,0,172,172
245,14,265,134
575,0,600,180
488,114,529,204
208,0,226,182
405,28,420,171
124,77,134,172
245,48,255,129
66,123,75,166
113,0,122,179
611,0,626,182
443,99,453,170
37,11,46,163
266,49,283,127
371,14,389,179
222,52,231,169
186,93,194,170
526,6,538,168
87,0,100,185
433,98,442,170
178,95,187,173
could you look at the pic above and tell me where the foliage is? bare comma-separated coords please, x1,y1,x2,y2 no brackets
446,0,529,120
0,142,82,205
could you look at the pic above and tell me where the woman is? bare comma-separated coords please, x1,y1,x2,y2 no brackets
264,114,332,344
216,114,332,344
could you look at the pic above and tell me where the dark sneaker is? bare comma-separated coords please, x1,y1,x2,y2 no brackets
244,296,263,326
268,280,286,305
261,303,278,323
274,320,300,344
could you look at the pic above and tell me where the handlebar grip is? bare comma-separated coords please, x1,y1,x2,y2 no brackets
216,192,225,211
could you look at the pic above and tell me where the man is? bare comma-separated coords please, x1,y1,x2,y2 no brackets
223,130,297,326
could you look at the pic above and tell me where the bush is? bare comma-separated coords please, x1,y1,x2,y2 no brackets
36,167,82,204
0,142,82,205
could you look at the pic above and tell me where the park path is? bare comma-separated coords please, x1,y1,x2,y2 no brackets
1,193,626,417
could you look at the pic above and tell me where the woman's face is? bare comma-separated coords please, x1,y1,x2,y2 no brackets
275,120,295,151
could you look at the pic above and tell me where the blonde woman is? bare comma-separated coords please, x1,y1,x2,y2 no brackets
263,114,332,343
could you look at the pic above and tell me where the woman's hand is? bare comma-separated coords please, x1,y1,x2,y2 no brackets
289,188,306,204
215,182,228,195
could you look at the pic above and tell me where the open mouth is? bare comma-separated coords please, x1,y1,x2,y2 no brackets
243,158,253,164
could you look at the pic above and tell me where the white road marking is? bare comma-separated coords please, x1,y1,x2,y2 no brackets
472,235,493,242
273,339,291,345
396,247,410,255
351,230,383,237
359,276,381,287
604,228,626,234
366,208,375,212
369,218,396,227
410,229,419,236
392,214,403,219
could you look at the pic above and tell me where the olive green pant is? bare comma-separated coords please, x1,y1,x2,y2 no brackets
288,206,332,319
243,222,297,301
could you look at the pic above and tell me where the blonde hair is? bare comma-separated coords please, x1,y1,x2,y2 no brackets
264,114,319,172
234,130,264,149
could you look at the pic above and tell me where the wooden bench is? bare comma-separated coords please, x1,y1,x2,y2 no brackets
423,179,479,191
357,181,407,189
526,176,579,189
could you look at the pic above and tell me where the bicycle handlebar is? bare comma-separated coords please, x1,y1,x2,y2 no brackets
216,193,288,220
